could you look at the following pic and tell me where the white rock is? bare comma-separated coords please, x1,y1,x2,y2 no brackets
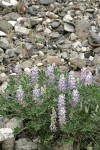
15,26,30,35
44,27,51,35
2,0,17,6
72,41,82,48
70,33,77,41
81,46,87,52
8,21,16,27
89,56,94,61
38,51,44,58
24,68,31,75
37,63,43,67
0,82,8,94
0,131,5,141
63,14,73,22
0,31,7,36
0,73,8,82
79,53,85,60
0,128,14,141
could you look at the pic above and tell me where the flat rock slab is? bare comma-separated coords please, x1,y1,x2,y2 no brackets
39,0,54,5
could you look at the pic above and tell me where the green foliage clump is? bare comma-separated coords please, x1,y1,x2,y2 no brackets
0,67,100,150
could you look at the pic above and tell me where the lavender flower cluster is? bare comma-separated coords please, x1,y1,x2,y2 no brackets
14,64,93,130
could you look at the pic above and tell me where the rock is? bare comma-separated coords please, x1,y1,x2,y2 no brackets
70,33,77,41
76,19,90,41
93,47,100,54
69,57,86,69
93,55,100,65
88,30,100,46
39,0,54,5
15,26,30,35
30,17,43,26
95,64,100,75
35,43,44,49
5,117,23,131
22,60,33,69
55,143,73,150
50,32,60,38
0,20,13,33
0,37,10,50
0,128,15,150
38,50,44,59
15,138,37,150
5,48,15,57
2,0,17,6
63,14,73,22
44,27,51,36
51,21,60,28
0,73,8,83
0,128,14,150
64,22,75,32
8,21,16,27
24,68,31,75
76,19,91,34
43,55,62,66
0,31,7,36
61,52,68,59
0,48,4,62
0,82,8,94
2,137,15,150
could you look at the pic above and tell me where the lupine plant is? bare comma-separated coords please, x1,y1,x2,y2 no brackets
0,65,100,150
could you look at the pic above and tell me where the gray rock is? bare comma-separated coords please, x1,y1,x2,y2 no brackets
5,117,23,131
0,20,13,33
5,48,15,57
39,0,54,5
69,57,86,69
15,138,37,150
95,64,100,75
15,26,30,35
76,19,90,34
0,37,10,50
64,23,75,32
22,60,33,69
8,12,20,20
51,21,60,28
0,48,4,62
0,73,8,83
82,40,88,47
88,30,100,44
93,55,100,65
93,47,100,54
30,17,43,26
2,137,15,150
50,32,60,38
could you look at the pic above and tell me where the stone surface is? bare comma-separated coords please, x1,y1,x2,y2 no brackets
39,0,54,5
15,138,37,150
0,20,13,33
15,26,30,35
69,57,86,69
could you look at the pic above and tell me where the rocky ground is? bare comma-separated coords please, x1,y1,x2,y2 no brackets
0,0,100,149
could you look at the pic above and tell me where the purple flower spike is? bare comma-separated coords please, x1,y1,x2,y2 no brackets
14,64,22,75
31,66,39,85
68,71,76,89
33,84,41,102
16,86,24,103
46,65,55,84
58,74,66,92
85,72,93,85
58,94,66,128
72,89,80,106
80,67,87,81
